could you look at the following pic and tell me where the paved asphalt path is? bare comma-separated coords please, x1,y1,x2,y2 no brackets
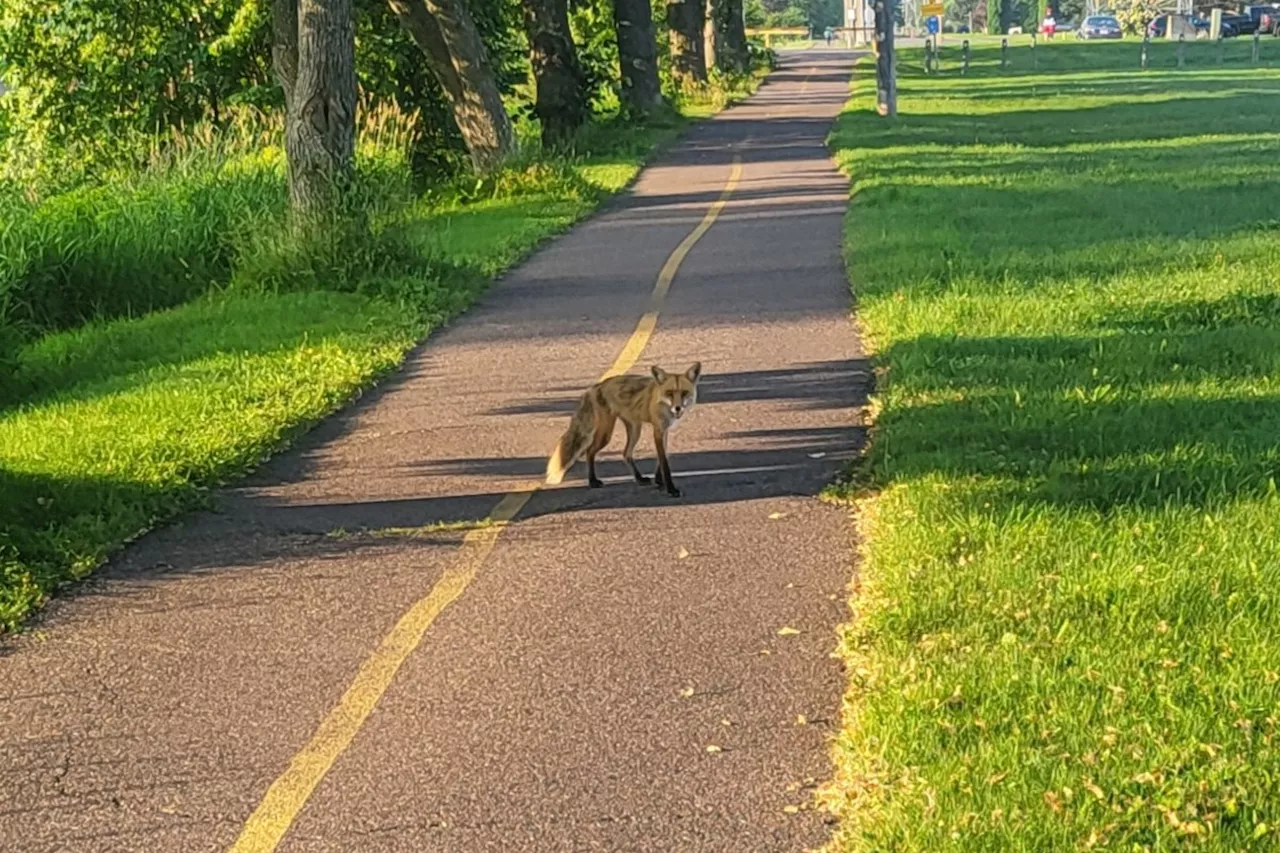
0,50,867,852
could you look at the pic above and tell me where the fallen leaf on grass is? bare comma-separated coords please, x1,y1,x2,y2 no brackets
677,546,690,560
796,714,808,726
782,805,800,814
706,745,723,754
777,626,802,636
768,512,787,520
680,686,694,698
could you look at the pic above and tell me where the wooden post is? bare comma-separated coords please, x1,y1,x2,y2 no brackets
1177,33,1185,68
1001,36,1008,69
962,38,970,74
1254,30,1261,63
1141,33,1149,69
1031,31,1037,70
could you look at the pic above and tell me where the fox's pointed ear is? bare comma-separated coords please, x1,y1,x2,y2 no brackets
685,362,702,383
651,365,668,382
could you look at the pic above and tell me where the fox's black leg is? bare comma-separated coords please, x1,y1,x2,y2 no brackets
585,415,615,488
653,432,680,497
622,420,650,484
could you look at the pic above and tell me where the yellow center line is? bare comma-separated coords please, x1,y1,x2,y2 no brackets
227,154,744,853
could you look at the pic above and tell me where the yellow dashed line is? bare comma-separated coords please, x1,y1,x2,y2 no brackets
227,155,743,853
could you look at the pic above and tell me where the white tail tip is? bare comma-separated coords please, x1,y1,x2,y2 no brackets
545,448,566,485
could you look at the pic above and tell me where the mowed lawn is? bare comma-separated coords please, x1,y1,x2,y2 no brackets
826,43,1280,850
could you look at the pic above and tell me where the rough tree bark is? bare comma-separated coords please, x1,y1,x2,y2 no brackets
612,0,664,115
522,0,587,146
386,0,516,171
704,8,718,71
666,0,707,86
707,0,748,73
273,0,357,215
272,0,299,105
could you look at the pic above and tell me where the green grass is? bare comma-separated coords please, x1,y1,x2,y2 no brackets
0,75,770,631
824,41,1280,850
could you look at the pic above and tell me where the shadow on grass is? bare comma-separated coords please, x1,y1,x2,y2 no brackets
873,327,1280,512
833,46,1280,515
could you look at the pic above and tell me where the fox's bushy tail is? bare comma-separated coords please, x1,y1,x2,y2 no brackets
545,392,594,485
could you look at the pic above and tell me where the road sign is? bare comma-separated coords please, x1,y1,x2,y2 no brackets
922,2,945,17
926,14,941,33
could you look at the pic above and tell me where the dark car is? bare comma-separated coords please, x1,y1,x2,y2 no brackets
1077,13,1123,37
1218,10,1256,34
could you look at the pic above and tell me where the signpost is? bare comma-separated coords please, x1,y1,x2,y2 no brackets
922,1,943,44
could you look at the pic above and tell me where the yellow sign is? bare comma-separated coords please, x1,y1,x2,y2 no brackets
922,2,945,16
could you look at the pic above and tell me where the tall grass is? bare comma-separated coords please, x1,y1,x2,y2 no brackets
0,101,425,350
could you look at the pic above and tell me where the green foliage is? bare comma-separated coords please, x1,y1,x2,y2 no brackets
827,43,1280,851
570,0,624,114
1113,0,1164,34
746,0,840,28
0,0,273,186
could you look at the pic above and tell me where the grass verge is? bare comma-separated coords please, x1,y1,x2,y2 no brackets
0,72,769,632
824,41,1280,850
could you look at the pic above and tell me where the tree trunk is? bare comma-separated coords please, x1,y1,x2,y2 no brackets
667,0,707,86
277,0,357,216
386,0,516,171
708,0,748,73
613,0,664,115
704,7,718,72
523,0,587,146
272,0,299,107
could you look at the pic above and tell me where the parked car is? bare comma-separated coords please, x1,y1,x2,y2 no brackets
1147,13,1212,36
1077,13,1123,37
1216,9,1255,34
1245,4,1280,32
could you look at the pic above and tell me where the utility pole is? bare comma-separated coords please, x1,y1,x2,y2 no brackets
875,0,896,116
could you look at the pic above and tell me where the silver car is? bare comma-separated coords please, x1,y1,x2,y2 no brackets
1077,14,1123,38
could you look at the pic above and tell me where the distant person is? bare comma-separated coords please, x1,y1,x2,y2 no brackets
824,26,834,45
1042,10,1057,37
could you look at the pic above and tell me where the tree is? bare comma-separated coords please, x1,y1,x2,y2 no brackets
273,0,357,215
707,0,749,73
0,0,273,176
385,0,516,171
986,0,1004,31
523,0,588,146
667,0,708,86
612,0,665,114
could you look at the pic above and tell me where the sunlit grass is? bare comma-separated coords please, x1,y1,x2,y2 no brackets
824,42,1280,851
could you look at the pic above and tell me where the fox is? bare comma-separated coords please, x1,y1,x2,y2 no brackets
545,362,702,497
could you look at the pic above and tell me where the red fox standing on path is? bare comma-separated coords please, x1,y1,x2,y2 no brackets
545,363,702,497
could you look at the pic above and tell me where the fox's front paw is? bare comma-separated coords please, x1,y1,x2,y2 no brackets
634,474,652,484
665,485,681,498
588,477,604,488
